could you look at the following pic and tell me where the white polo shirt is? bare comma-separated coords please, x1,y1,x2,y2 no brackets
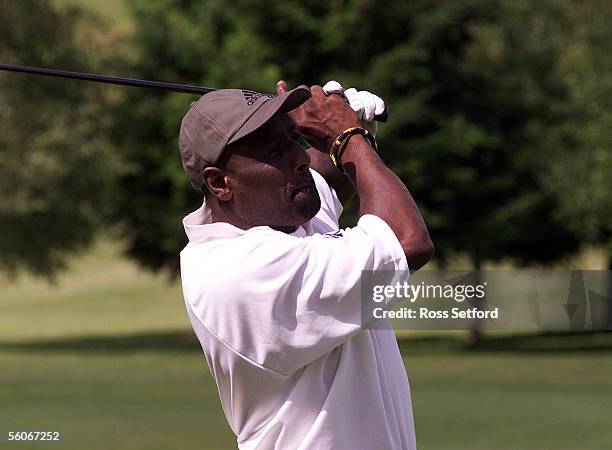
180,169,415,450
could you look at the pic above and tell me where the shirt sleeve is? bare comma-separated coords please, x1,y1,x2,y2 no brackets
181,214,409,376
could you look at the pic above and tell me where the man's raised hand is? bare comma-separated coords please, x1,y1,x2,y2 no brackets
322,81,385,136
276,80,360,152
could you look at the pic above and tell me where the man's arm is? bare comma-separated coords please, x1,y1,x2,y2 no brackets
279,82,434,271
307,147,355,204
304,83,380,205
340,134,433,271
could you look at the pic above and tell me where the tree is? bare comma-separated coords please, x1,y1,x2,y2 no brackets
540,0,612,263
322,0,584,267
536,0,612,327
109,0,284,273
0,0,119,276
111,0,589,274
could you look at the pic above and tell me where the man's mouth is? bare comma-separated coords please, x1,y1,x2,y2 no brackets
296,181,315,191
290,179,316,197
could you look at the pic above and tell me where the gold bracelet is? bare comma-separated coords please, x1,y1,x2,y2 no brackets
329,127,378,173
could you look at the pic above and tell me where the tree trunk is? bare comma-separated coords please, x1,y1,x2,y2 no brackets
465,254,483,346
606,253,612,331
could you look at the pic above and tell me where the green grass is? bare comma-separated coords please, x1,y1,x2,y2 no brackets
0,351,234,450
0,240,189,342
408,352,612,449
1,241,611,449
1,339,611,450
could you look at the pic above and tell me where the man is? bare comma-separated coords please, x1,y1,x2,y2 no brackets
178,80,433,450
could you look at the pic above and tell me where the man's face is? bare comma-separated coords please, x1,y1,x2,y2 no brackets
218,114,321,231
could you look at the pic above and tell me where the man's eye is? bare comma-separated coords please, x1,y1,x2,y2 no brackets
288,130,310,150
268,146,282,156
293,135,311,150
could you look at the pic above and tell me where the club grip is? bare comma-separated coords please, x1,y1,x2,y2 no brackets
374,107,389,123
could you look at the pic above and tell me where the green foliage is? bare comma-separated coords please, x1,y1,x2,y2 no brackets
539,0,612,256
109,0,287,273
0,0,119,276
110,0,602,273
372,0,586,265
5,0,603,275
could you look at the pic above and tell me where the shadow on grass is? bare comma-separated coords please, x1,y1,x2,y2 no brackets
0,331,202,353
398,331,612,355
0,331,611,355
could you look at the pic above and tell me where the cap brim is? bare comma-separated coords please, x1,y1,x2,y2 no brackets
228,86,311,144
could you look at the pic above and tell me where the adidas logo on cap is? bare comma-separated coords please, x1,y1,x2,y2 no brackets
242,90,274,106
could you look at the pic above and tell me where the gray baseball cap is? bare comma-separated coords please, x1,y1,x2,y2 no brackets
179,86,311,190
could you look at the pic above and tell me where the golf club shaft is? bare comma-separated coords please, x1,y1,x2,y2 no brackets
0,63,215,95
0,63,388,122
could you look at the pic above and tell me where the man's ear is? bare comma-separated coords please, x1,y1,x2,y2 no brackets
202,167,232,201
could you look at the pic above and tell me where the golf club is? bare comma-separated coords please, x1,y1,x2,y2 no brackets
0,63,389,122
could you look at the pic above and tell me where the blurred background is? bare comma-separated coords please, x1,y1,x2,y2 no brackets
0,0,610,449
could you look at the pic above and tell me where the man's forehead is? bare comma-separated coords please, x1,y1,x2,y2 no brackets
248,113,295,142
222,113,295,161
265,113,295,133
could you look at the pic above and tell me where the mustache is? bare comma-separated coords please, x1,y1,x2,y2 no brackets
286,175,316,197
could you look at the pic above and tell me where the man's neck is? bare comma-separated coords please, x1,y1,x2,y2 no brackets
210,206,299,234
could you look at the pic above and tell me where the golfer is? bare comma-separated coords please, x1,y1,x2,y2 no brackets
178,80,433,450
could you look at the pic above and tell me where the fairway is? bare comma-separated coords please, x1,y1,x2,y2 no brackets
1,338,611,449
1,241,611,449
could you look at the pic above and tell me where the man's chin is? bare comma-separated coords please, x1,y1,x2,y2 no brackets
294,189,321,222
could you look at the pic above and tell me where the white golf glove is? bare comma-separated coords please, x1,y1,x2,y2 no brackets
322,80,385,136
